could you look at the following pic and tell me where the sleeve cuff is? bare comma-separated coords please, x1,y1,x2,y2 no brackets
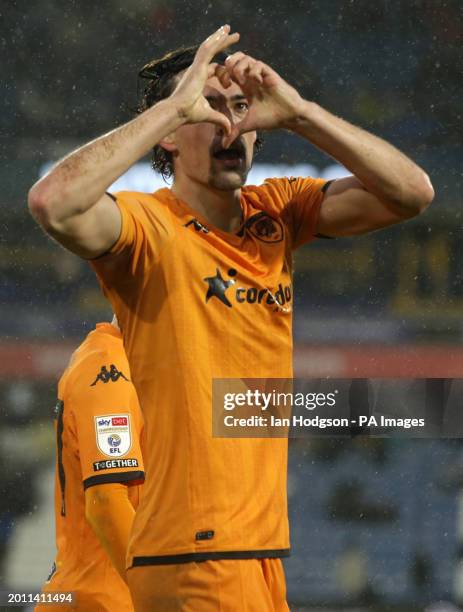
83,470,145,490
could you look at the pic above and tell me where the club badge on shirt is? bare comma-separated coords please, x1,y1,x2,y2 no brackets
94,414,132,457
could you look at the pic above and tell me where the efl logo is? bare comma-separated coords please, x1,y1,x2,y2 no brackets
112,417,127,426
95,413,132,458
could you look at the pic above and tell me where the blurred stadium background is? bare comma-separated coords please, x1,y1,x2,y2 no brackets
1,0,462,610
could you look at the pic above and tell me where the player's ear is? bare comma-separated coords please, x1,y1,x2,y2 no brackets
159,133,177,153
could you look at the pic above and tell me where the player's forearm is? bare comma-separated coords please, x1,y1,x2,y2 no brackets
85,484,135,582
289,101,434,215
28,99,184,224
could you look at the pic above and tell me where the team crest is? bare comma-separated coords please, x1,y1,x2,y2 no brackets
95,414,132,457
245,212,284,243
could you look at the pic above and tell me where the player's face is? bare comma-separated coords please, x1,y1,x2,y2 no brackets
172,74,256,191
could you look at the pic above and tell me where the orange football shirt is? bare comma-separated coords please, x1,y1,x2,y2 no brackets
91,177,327,566
36,323,144,611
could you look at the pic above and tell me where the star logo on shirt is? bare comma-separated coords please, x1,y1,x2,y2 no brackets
203,268,237,307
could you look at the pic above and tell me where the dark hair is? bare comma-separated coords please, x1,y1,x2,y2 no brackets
137,45,263,180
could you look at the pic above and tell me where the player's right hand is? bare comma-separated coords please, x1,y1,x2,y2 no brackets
169,25,240,135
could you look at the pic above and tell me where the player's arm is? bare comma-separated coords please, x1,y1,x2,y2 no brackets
222,54,434,236
27,25,240,258
70,343,145,581
85,482,136,582
27,103,183,258
286,104,434,236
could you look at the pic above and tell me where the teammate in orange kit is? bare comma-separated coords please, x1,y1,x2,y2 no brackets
29,25,433,611
35,318,144,612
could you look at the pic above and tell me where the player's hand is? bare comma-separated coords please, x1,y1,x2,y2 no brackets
220,52,305,146
169,25,240,136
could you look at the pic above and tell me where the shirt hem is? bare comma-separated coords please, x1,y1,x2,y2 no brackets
130,548,291,566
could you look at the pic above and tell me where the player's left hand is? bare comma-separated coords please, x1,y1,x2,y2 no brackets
219,52,304,146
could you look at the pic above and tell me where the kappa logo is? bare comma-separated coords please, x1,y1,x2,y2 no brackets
203,267,292,311
91,364,129,386
186,212,282,243
184,218,210,234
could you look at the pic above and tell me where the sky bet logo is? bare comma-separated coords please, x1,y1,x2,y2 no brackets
112,417,128,426
97,417,127,427
203,267,292,311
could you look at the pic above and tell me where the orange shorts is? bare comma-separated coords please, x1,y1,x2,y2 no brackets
126,557,289,612
35,591,129,612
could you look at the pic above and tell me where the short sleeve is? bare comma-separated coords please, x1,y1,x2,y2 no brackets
67,352,145,490
91,191,171,284
259,177,328,249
